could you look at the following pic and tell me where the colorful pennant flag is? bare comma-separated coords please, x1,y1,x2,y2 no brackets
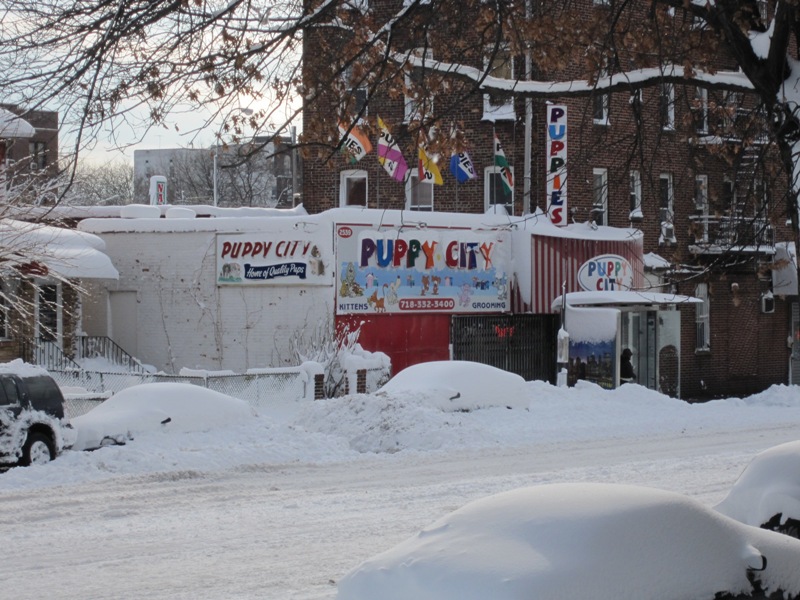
377,117,409,182
449,150,476,184
338,121,372,163
418,146,443,185
493,133,514,195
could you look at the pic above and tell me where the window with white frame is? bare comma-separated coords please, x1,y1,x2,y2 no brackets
755,177,770,216
404,48,433,124
693,87,708,134
593,89,609,125
343,64,368,115
723,176,736,211
659,83,675,130
659,173,676,243
629,170,643,220
483,47,515,120
593,70,609,125
484,166,514,214
340,169,368,207
695,283,710,351
592,168,608,226
29,141,46,170
695,174,709,243
406,172,434,211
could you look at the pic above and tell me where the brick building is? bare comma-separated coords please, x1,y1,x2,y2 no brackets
301,0,793,399
0,104,59,201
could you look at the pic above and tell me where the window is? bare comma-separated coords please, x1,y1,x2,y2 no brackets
406,172,434,211
723,176,736,211
659,83,675,130
592,168,608,226
0,293,9,340
0,377,19,406
484,166,514,214
483,47,515,120
29,141,46,170
693,87,708,134
593,91,609,125
343,64,368,115
629,170,643,220
659,173,676,243
695,283,710,351
404,49,433,124
340,169,367,207
593,70,609,125
36,283,61,344
695,175,709,243
755,177,770,216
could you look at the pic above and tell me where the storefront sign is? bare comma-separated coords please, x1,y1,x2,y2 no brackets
546,105,568,226
335,223,511,314
577,254,633,291
216,233,330,286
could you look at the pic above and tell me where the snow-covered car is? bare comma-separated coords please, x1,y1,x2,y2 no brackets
71,382,256,451
0,362,75,467
716,440,800,539
378,360,530,411
337,483,800,600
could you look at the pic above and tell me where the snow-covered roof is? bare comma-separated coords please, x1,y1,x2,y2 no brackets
77,204,643,244
552,291,702,310
0,107,35,138
644,252,671,270
0,218,118,280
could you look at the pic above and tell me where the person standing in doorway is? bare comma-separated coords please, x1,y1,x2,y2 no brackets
620,348,635,384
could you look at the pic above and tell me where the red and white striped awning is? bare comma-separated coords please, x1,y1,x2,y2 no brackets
530,234,645,314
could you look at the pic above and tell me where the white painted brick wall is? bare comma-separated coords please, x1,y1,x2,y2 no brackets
94,230,332,373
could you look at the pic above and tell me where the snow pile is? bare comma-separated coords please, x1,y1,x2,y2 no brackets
337,483,800,600
0,359,50,378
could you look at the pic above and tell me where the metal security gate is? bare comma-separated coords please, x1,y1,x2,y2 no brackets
450,314,559,382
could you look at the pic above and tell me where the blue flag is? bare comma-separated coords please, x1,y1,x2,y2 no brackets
449,151,476,184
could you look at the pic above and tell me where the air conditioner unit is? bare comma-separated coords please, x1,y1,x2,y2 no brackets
761,292,775,314
661,222,675,241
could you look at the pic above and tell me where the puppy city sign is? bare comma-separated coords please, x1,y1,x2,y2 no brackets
578,254,634,291
546,105,568,227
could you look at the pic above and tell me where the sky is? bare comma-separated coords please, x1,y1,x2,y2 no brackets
4,363,800,598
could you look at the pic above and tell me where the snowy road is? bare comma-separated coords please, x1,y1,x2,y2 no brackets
3,421,800,600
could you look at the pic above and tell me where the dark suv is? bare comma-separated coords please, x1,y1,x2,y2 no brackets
0,370,75,467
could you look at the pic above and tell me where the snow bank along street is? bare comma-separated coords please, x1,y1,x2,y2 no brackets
4,379,800,598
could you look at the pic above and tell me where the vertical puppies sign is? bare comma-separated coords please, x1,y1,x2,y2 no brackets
546,105,568,226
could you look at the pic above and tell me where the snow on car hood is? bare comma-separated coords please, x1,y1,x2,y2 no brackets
337,483,800,600
378,360,530,411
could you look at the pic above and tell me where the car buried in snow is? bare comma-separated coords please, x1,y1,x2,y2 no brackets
337,483,800,600
716,440,800,540
0,363,75,467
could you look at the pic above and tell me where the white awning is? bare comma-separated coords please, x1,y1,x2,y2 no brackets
551,291,702,311
0,108,35,138
0,219,118,280
772,242,797,296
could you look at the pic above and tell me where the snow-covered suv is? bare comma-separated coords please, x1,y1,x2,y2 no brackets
0,364,75,467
